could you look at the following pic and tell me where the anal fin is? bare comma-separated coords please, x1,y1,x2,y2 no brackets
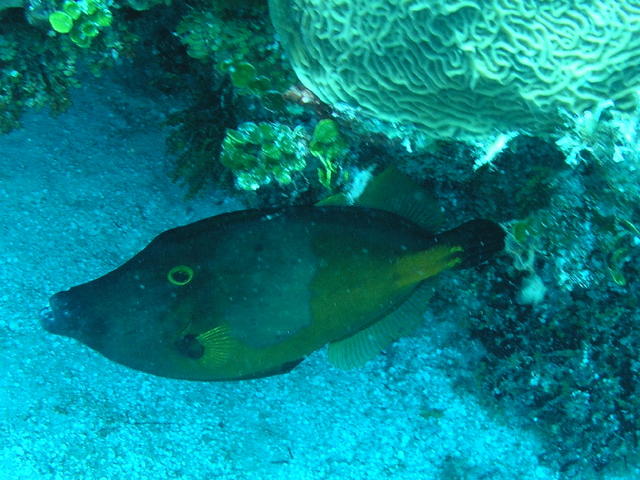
327,281,436,369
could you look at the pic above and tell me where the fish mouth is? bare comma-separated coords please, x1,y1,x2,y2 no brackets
39,306,57,333
40,290,81,337
40,288,110,347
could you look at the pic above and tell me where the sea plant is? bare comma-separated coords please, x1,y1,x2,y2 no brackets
220,121,307,191
309,118,348,188
48,0,114,48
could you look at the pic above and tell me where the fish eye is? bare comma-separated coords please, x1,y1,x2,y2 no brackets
167,265,194,286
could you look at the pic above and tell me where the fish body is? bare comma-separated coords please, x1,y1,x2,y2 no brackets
41,170,505,381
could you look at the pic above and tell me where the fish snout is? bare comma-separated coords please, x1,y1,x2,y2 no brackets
41,288,109,348
39,306,56,333
41,290,82,338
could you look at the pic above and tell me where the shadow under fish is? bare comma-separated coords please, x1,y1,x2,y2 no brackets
40,168,505,381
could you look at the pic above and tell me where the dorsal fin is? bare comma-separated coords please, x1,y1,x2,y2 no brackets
327,280,436,369
316,167,442,231
315,193,350,206
356,167,442,231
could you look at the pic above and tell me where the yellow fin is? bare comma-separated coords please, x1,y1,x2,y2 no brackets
355,167,442,231
310,230,418,335
327,281,436,369
196,324,238,367
392,245,463,289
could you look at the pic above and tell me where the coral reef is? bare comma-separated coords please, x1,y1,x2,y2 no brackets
47,0,115,49
220,121,308,191
309,119,348,189
166,0,318,197
0,8,94,132
412,135,640,478
269,0,640,143
5,1,640,477
175,1,294,98
165,75,238,197
0,0,153,131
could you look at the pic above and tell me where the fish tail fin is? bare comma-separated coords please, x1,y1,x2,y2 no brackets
435,219,505,269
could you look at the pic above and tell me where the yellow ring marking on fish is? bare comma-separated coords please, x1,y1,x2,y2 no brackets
167,265,194,286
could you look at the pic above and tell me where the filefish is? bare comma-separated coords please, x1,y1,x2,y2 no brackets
40,169,505,381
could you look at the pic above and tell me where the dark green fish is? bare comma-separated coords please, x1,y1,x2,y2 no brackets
40,169,504,380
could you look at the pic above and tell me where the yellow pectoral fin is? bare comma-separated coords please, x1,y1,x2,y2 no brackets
196,324,240,367
392,245,463,289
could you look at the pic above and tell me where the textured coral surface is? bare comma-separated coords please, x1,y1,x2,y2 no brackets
269,0,640,140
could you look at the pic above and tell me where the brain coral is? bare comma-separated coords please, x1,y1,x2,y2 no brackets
268,0,640,141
